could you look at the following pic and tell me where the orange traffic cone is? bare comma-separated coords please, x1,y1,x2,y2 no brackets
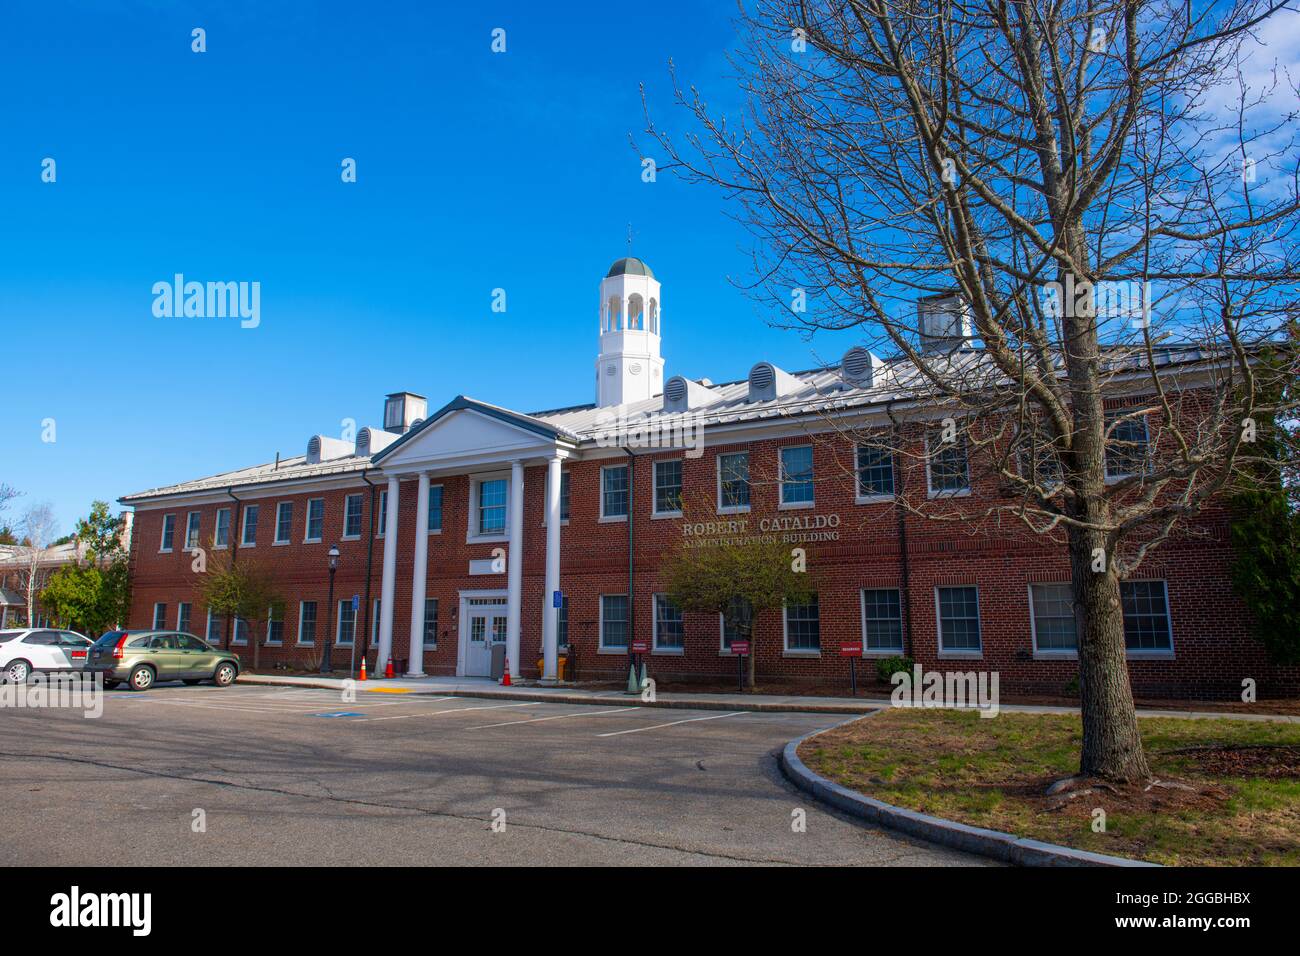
384,657,394,679
501,656,512,687
359,657,367,681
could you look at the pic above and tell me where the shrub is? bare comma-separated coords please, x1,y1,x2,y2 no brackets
876,656,914,684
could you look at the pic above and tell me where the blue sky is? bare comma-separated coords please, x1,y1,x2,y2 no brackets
1,0,858,535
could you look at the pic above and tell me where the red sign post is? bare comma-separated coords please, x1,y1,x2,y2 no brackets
731,640,751,692
840,643,863,695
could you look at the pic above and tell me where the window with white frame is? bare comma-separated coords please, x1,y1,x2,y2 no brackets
275,502,292,544
720,596,752,652
937,585,981,653
266,605,284,645
780,446,815,506
232,616,249,645
214,508,231,548
336,600,356,646
1105,410,1150,479
653,594,684,651
177,602,191,634
600,594,629,649
160,513,176,552
654,459,683,516
423,598,437,648
601,465,629,519
717,452,751,512
856,444,895,499
1029,582,1076,652
185,511,201,550
556,595,569,649
343,494,364,538
926,429,970,495
152,602,167,629
477,478,507,535
861,588,903,652
370,598,381,645
298,601,317,645
206,610,226,644
428,485,443,532
784,595,821,652
241,504,259,546
305,498,324,542
1017,423,1063,488
1121,580,1172,652
559,472,570,522
377,490,388,536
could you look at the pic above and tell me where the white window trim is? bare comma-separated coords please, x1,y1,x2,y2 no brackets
159,514,176,553
175,602,191,632
342,494,364,541
303,498,325,544
231,616,248,646
152,602,167,630
376,490,387,539
651,593,684,654
1121,578,1176,660
421,598,438,650
598,464,630,523
541,472,571,527
274,502,292,546
240,505,258,547
297,601,317,646
716,451,751,515
212,507,231,550
778,445,816,510
925,432,972,499
652,459,684,519
185,511,201,550
859,588,904,657
467,473,511,543
854,446,896,504
205,609,220,644
597,593,630,654
336,600,355,646
718,612,736,656
266,606,284,646
370,598,382,645
782,598,821,657
935,584,983,658
1028,582,1078,659
1104,414,1152,483
427,483,445,534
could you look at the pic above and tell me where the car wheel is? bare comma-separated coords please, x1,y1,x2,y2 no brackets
213,662,237,687
128,665,155,691
4,659,31,684
182,679,201,685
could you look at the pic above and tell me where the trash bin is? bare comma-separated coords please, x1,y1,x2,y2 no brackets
396,657,408,674
557,656,567,681
490,644,506,680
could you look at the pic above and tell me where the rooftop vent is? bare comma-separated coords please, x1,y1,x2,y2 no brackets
662,375,724,414
356,427,400,458
306,435,356,464
918,294,974,354
747,362,801,403
840,346,883,387
383,391,428,435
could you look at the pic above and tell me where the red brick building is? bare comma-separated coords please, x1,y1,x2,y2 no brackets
119,258,1297,699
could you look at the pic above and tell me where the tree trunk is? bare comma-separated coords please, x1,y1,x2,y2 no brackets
1069,524,1151,782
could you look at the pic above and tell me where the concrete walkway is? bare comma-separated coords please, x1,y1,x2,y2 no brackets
237,672,1300,722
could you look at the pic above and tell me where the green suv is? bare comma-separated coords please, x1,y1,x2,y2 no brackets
86,630,240,691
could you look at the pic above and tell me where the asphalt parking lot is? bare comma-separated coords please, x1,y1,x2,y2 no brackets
0,683,986,866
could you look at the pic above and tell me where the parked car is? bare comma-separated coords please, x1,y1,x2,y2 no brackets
85,630,240,691
0,628,94,683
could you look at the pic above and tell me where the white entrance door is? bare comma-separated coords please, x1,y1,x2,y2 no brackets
465,609,508,677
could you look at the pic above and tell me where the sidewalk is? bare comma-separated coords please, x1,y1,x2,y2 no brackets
237,672,1300,722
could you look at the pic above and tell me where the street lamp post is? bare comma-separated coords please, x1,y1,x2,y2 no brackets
321,544,340,673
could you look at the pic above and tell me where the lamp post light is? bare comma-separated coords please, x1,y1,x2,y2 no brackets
321,544,340,673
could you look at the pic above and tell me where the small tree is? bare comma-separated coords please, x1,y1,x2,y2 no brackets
662,497,816,688
194,543,282,670
39,501,133,636
17,503,58,626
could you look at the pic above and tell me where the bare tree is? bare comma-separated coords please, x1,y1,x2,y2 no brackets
641,0,1300,780
17,503,59,626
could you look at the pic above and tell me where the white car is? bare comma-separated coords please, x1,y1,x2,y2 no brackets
0,628,94,683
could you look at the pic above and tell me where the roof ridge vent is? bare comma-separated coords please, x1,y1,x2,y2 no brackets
663,375,724,414
306,435,356,464
840,346,883,387
356,427,400,458
747,361,801,403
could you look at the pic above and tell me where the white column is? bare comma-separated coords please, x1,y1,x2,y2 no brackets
542,455,562,681
505,459,524,680
406,471,430,677
377,475,400,674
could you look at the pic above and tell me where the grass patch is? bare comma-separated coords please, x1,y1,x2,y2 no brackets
799,709,1300,866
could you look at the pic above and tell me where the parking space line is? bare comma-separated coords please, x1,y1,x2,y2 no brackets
349,701,541,722
465,706,642,730
595,711,748,737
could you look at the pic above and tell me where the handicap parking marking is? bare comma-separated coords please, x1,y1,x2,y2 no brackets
313,711,365,718
595,711,749,738
465,706,643,730
348,700,541,722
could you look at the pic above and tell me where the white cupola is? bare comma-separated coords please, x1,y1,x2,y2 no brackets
595,257,664,407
